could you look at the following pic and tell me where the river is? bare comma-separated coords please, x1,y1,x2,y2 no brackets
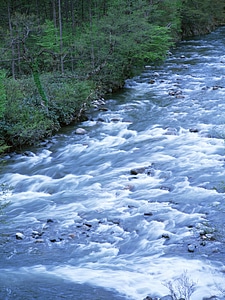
1,27,225,300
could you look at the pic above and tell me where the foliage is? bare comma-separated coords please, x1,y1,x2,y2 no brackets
0,69,7,119
148,0,182,40
0,70,10,153
181,0,225,36
1,73,95,148
0,0,224,152
31,61,48,107
46,76,95,125
4,100,55,147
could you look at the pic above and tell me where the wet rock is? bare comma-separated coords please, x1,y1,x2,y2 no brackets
130,167,146,175
149,79,156,84
153,72,160,76
49,238,57,243
212,85,223,90
47,219,54,223
98,107,108,111
83,223,92,228
160,186,171,191
35,239,44,243
111,118,120,122
111,219,120,225
189,128,199,133
188,244,196,252
96,117,105,122
205,234,216,241
23,151,35,157
144,212,153,216
75,128,87,135
200,241,206,246
32,230,43,238
162,233,170,239
16,232,25,240
168,89,183,97
168,90,176,96
202,86,210,90
199,226,216,240
50,237,64,243
130,166,154,176
146,166,155,176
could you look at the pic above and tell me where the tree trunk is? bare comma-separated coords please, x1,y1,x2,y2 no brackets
31,61,48,109
52,0,57,28
7,0,15,79
58,0,64,74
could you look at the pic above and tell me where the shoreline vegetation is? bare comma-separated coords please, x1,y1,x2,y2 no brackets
0,0,224,154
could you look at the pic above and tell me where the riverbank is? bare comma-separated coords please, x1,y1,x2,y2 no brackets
0,0,224,155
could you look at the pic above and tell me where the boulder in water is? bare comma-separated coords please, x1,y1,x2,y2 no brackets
75,128,87,135
16,232,25,240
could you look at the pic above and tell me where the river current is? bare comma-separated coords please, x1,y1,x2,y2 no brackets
1,27,225,299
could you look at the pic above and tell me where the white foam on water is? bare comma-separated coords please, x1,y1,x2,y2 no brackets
19,257,225,300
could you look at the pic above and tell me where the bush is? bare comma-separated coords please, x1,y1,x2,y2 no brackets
0,73,95,150
163,271,197,300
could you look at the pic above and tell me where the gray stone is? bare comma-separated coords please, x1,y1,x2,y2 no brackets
75,128,87,135
188,244,196,252
16,232,25,240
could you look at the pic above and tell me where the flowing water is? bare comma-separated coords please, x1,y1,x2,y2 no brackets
1,27,225,300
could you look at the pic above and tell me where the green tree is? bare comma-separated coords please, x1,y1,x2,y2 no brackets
181,0,225,36
0,70,7,119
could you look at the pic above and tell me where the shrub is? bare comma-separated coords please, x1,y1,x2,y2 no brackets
163,271,197,300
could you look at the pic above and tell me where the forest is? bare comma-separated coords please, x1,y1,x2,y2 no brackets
0,0,224,153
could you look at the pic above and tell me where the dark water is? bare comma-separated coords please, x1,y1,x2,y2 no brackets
1,27,225,299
